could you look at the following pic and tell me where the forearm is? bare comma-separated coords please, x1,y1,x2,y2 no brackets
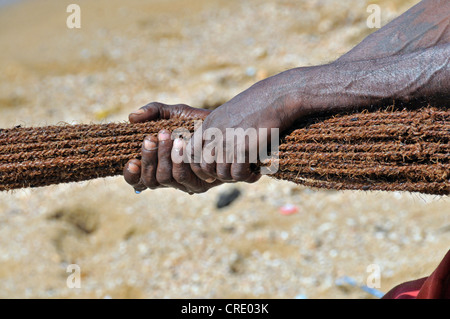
274,43,449,120
337,0,450,63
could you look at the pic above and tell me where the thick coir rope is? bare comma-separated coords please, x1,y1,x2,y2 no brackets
0,106,448,195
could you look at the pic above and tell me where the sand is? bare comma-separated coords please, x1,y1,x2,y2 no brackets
0,0,448,299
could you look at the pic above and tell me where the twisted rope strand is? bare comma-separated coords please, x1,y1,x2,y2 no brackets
0,106,448,195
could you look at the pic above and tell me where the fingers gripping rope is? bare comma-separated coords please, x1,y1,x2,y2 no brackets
0,107,448,195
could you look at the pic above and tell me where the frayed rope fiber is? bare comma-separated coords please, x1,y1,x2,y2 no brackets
0,106,448,195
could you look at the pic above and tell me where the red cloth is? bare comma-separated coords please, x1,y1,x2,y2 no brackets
383,250,450,299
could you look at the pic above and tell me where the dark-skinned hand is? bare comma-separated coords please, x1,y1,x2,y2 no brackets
123,102,224,194
124,0,449,195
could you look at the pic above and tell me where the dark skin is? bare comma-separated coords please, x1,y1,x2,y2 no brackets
123,0,449,194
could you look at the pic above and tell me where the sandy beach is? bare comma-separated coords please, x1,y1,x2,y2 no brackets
0,0,448,299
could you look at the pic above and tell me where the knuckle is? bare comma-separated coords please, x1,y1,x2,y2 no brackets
158,176,173,185
231,166,251,182
140,155,154,167
173,169,189,184
216,171,231,181
141,175,158,189
144,101,164,109
231,173,248,182
190,163,203,176
156,172,173,185
174,103,190,111
246,174,261,184
200,162,215,176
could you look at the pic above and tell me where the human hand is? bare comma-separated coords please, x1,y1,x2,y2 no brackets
123,102,223,194
187,74,301,184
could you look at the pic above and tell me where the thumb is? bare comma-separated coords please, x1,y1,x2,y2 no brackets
129,102,211,123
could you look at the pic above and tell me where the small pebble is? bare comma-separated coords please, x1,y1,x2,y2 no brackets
216,188,241,209
279,204,298,215
245,66,256,77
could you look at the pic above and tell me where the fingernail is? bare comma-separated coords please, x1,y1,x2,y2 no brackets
205,177,216,183
144,138,157,151
131,108,145,115
127,162,140,174
158,130,171,141
173,138,184,150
